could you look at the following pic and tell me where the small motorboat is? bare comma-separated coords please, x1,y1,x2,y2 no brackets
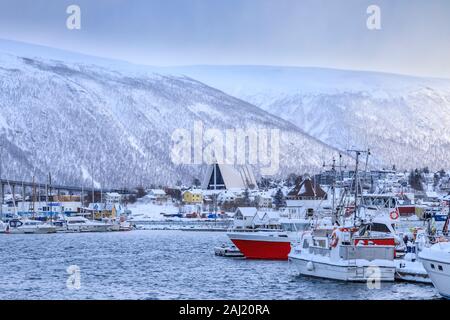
3,219,57,234
214,244,244,257
395,233,431,283
63,216,114,232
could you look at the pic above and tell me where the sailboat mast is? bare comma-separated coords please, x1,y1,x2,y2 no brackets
354,151,360,224
32,175,36,219
91,163,95,204
332,158,337,224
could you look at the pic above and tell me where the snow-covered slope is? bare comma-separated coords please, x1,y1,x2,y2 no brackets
165,65,450,169
0,50,344,187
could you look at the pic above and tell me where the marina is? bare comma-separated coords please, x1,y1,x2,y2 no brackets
2,157,450,300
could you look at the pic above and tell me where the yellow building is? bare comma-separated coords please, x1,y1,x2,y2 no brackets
183,190,203,204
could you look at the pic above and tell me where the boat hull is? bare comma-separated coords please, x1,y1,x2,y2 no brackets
395,260,431,284
421,259,450,298
227,232,291,260
214,246,244,257
8,227,56,234
289,254,396,282
67,225,111,232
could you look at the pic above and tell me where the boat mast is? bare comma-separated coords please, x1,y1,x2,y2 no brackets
347,149,365,224
32,175,36,219
91,164,94,204
323,158,337,225
21,180,25,216
354,151,360,225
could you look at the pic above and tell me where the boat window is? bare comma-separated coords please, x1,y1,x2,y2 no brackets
358,224,369,236
438,265,443,271
295,223,309,231
314,239,327,248
431,264,435,269
302,239,309,249
370,223,390,233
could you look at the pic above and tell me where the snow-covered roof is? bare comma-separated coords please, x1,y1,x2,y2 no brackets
149,189,167,195
184,189,203,195
235,207,257,217
419,242,450,264
106,192,121,197
287,176,326,199
262,211,280,219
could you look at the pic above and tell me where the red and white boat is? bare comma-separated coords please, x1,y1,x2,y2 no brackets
227,218,330,260
227,231,292,260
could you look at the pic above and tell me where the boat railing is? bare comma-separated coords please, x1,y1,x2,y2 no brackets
339,245,395,261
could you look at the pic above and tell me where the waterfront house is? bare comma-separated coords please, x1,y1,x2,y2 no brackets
147,189,168,203
183,189,203,204
232,207,257,229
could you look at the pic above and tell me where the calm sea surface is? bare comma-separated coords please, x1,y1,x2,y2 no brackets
0,230,442,300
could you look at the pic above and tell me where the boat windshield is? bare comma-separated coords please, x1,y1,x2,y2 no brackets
359,223,391,236
281,222,310,232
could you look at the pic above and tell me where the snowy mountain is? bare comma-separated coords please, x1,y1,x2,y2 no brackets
163,66,450,170
0,45,345,188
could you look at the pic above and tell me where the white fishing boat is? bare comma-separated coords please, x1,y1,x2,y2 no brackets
419,242,450,298
2,219,56,234
289,150,397,282
289,225,396,282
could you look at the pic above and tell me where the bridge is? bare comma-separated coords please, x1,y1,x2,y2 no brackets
0,178,133,199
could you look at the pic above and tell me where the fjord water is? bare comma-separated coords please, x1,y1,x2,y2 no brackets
0,230,440,300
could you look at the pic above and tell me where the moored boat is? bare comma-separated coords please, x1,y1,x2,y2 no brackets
288,225,396,282
214,244,244,257
227,218,315,260
2,219,56,234
419,242,450,298
227,231,291,260
63,216,114,232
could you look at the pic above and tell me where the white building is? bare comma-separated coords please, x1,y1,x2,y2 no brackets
256,191,273,208
105,192,122,205
232,207,258,229
146,189,168,203
252,211,280,229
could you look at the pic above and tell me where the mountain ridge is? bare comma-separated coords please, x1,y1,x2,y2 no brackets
0,48,346,187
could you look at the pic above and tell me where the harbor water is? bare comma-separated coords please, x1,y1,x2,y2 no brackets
0,230,442,300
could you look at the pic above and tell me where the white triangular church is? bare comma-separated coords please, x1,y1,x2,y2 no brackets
202,163,257,190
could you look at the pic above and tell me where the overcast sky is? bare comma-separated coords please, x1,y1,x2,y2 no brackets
0,0,449,78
